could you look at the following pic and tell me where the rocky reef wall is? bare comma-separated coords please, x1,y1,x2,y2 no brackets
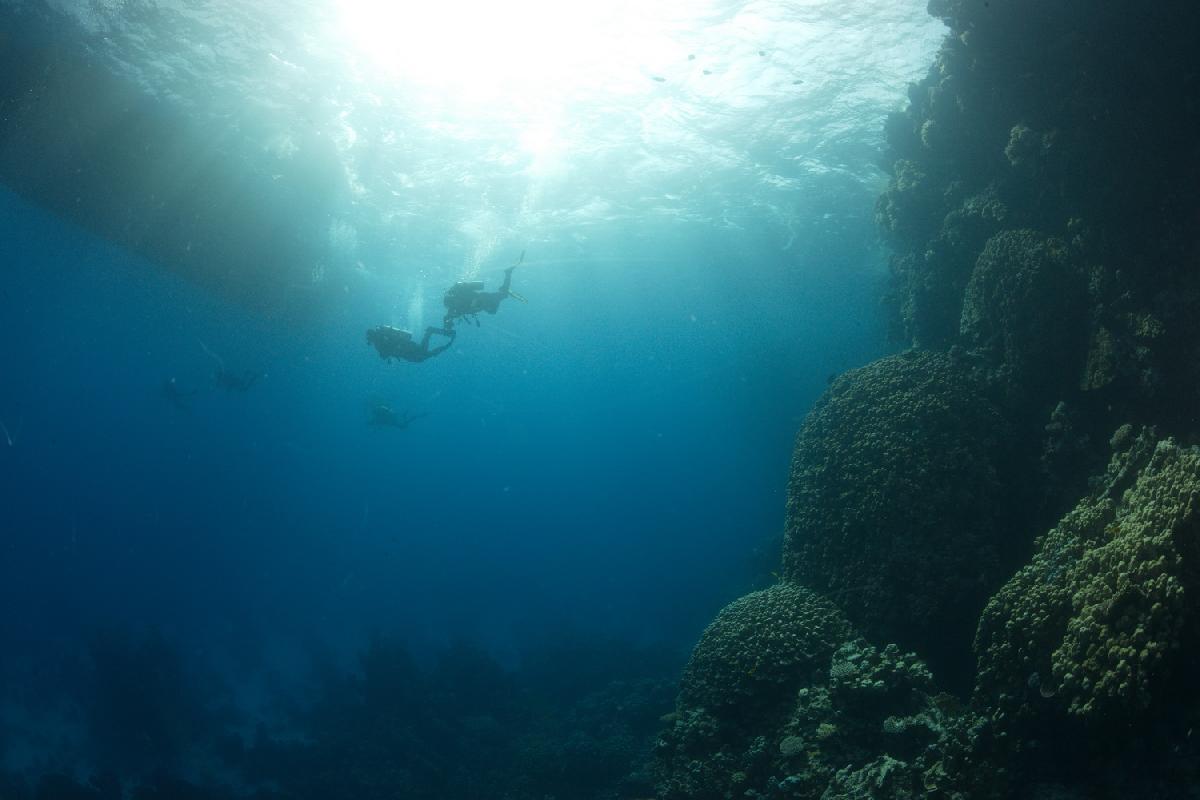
654,1,1200,796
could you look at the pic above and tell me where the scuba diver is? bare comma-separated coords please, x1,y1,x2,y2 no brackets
367,325,455,363
199,340,262,391
161,377,198,410
0,415,22,447
368,405,427,429
442,250,527,329
213,368,261,392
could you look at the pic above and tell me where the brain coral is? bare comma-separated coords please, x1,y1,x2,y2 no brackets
784,350,1014,682
678,582,853,720
975,430,1200,726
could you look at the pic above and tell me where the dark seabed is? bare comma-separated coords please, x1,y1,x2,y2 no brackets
1,0,1199,798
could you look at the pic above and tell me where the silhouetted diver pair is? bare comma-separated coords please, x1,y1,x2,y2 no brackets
366,251,526,364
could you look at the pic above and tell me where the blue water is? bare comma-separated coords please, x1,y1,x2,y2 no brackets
0,183,881,665
0,0,945,790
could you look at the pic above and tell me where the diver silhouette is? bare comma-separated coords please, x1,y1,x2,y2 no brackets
442,250,527,329
367,325,455,363
199,340,262,391
368,405,427,429
0,415,22,447
161,377,198,410
213,368,261,392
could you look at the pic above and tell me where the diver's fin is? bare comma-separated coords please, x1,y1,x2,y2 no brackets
514,250,525,267
197,338,225,371
508,290,528,303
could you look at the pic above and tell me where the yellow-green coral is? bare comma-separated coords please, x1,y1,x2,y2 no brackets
975,431,1200,723
1080,326,1120,391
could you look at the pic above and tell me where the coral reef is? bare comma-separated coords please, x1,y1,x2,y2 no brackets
958,229,1086,401
12,2,1200,799
677,583,853,722
666,1,1200,796
783,349,1017,684
975,429,1200,729
878,0,1200,444
656,624,1000,800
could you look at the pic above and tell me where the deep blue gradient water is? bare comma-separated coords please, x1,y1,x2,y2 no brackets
0,0,947,785
0,184,883,680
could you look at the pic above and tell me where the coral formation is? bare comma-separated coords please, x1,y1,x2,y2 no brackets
657,632,999,800
879,0,1200,430
657,0,1200,796
9,1,1200,799
678,583,853,721
975,429,1200,727
958,229,1086,400
783,349,1016,684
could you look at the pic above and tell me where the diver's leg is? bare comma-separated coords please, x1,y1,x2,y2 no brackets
0,419,21,450
198,338,226,372
423,327,454,350
498,269,513,295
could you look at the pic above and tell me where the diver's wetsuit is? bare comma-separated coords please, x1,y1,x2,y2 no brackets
214,368,260,391
478,267,514,313
162,377,198,409
367,325,455,363
369,406,428,428
443,266,517,328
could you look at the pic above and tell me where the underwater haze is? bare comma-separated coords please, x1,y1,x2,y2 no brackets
0,0,951,797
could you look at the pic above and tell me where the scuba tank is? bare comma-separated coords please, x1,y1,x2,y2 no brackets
447,280,485,295
444,280,484,309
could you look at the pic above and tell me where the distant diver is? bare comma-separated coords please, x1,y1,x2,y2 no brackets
213,368,261,391
161,377,198,410
0,415,22,447
368,405,427,429
199,339,262,391
442,250,527,330
367,325,455,363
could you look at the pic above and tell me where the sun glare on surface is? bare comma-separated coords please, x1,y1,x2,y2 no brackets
334,0,697,108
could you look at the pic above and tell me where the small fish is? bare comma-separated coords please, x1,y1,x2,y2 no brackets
651,75,666,82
